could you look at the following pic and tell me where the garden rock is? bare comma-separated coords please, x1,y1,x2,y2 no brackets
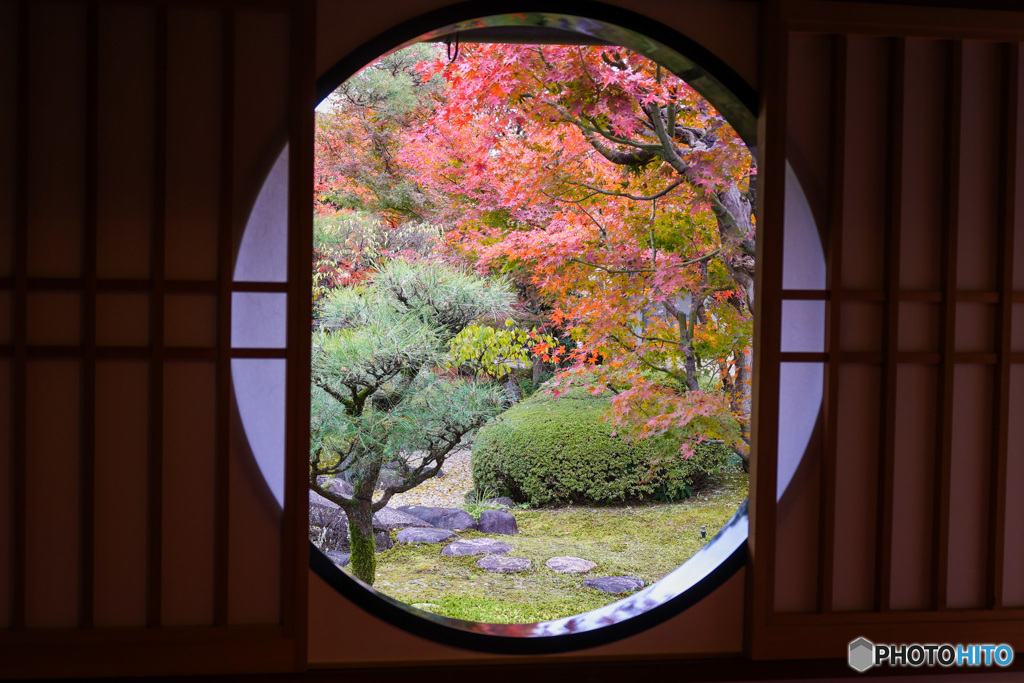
583,576,645,594
545,556,596,574
325,551,350,568
484,497,516,508
309,506,403,552
373,530,394,551
476,556,531,573
477,509,518,535
316,476,354,500
441,538,513,557
398,505,477,531
373,507,433,531
396,527,457,545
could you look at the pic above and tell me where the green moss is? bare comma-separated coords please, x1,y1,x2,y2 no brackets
367,473,747,623
348,518,377,585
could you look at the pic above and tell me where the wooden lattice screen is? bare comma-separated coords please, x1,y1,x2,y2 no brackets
750,0,1024,659
0,1,313,676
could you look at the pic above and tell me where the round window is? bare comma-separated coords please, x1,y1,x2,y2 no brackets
233,6,823,654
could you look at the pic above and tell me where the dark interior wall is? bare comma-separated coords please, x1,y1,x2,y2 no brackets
1,0,1023,678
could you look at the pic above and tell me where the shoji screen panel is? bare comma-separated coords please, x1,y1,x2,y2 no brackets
0,0,313,677
750,0,1024,659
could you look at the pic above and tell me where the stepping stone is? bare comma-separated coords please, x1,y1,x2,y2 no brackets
476,556,531,573
325,551,350,568
396,527,457,545
546,556,596,574
441,538,513,557
477,509,518,535
398,505,478,531
583,576,645,594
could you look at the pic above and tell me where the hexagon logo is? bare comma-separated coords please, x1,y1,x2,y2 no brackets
849,637,875,672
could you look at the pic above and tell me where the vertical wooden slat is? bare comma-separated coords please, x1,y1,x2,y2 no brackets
10,0,29,629
215,7,234,628
79,0,98,630
818,34,847,615
147,5,168,628
875,37,905,613
283,0,314,652
988,40,1018,611
932,39,963,611
747,0,786,656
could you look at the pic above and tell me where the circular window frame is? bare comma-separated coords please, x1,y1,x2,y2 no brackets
233,0,823,656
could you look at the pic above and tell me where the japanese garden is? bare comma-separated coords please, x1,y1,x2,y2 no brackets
307,39,755,623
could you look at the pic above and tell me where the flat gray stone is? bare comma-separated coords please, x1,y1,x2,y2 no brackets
398,505,477,531
396,527,457,544
476,555,531,573
373,507,433,531
325,551,350,568
546,556,596,574
484,497,516,508
583,576,645,594
477,509,518,535
441,538,513,557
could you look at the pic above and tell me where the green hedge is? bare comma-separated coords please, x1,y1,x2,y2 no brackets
471,387,728,506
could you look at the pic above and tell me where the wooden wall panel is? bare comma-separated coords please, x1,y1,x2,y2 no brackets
27,2,85,279
96,5,154,280
840,37,887,292
889,365,937,611
0,360,9,629
93,361,149,627
26,292,80,346
229,380,283,625
24,360,80,628
161,361,217,626
0,0,311,675
958,42,1002,293
751,0,1024,659
900,39,946,292
233,9,290,235
947,364,993,609
0,1,14,278
1006,365,1024,608
165,6,221,282
95,293,149,347
831,365,880,612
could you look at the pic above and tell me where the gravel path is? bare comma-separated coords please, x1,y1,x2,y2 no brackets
375,448,473,509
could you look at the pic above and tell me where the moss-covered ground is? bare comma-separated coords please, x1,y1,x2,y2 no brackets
348,472,747,624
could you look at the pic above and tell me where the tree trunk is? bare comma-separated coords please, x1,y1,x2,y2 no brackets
731,345,752,472
532,355,544,386
502,372,523,406
347,508,376,585
347,466,380,585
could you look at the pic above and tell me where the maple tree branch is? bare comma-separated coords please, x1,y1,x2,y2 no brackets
568,179,684,202
540,190,608,241
567,247,722,275
586,117,663,152
627,328,681,346
645,102,692,176
608,333,689,385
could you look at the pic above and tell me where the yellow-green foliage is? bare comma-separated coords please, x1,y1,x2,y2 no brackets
448,321,556,379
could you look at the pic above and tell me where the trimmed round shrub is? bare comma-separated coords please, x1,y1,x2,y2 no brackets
471,388,679,506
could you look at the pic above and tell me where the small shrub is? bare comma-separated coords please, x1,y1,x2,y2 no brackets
472,388,675,506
